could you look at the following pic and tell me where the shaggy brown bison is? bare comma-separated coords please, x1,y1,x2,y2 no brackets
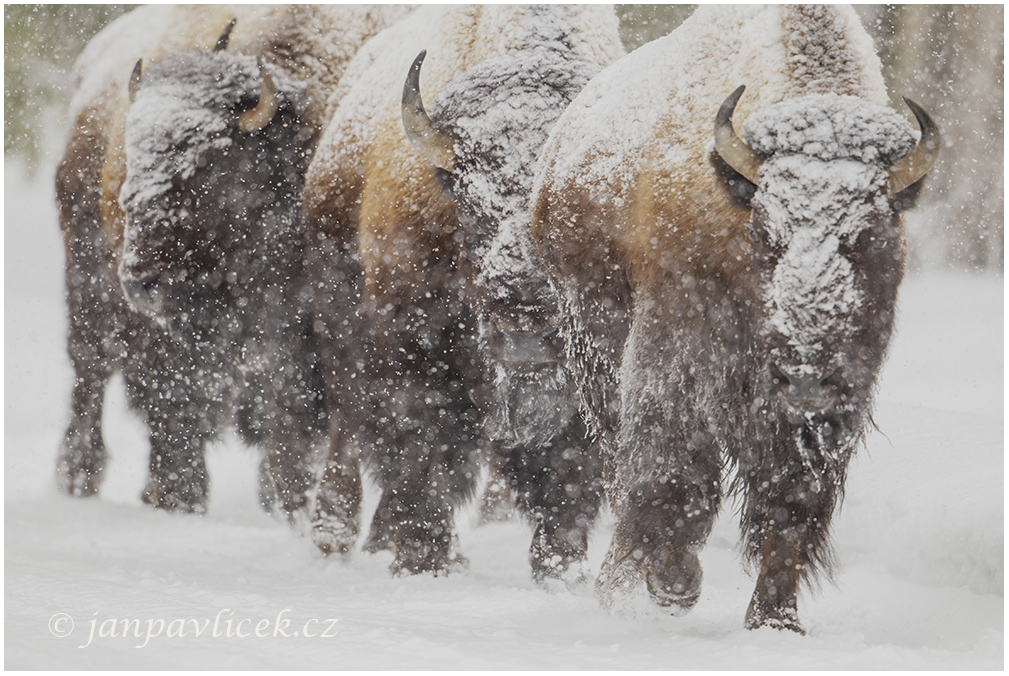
531,5,938,630
56,5,407,518
304,5,624,578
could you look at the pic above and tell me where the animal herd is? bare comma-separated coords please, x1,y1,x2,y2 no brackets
55,4,938,633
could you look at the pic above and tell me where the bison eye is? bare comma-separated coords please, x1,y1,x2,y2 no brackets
870,235,889,252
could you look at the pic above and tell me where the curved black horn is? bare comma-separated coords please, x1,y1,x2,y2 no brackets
714,85,763,185
888,97,940,194
238,57,279,133
128,59,143,103
402,50,455,172
215,18,237,52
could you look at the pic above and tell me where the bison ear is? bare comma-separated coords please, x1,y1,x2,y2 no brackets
128,59,143,103
215,18,237,52
402,50,455,173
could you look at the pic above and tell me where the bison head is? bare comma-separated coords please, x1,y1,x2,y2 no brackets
714,87,938,424
401,49,599,444
118,20,311,325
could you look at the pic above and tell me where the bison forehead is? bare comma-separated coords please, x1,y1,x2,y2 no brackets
742,93,916,166
755,155,889,248
121,53,261,206
432,52,599,183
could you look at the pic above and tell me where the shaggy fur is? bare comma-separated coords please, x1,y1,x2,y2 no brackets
532,5,934,630
304,5,623,578
56,5,406,522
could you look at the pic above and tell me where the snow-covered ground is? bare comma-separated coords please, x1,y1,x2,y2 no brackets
5,162,1003,669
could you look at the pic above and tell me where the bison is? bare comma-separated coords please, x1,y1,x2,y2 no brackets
57,5,407,519
304,5,624,578
530,4,939,630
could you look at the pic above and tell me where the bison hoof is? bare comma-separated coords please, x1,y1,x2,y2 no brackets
311,490,360,557
312,525,356,558
311,509,358,558
476,478,515,525
57,429,105,497
362,525,394,554
258,474,311,526
141,480,207,515
644,548,703,615
744,600,805,634
532,555,590,592
597,544,703,616
529,528,590,591
56,463,103,498
390,537,469,577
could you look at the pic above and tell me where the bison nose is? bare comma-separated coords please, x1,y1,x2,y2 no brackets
770,364,841,413
120,272,170,318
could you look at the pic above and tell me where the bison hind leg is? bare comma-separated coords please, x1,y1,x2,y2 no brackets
57,408,106,497
477,466,516,525
57,368,111,497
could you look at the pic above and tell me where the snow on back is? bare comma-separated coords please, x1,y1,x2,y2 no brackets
314,5,621,186
68,5,410,141
536,5,889,206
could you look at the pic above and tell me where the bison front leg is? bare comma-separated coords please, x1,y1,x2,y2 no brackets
596,329,722,614
58,364,112,497
738,424,849,634
359,298,481,575
598,476,718,614
311,421,362,556
143,427,210,514
492,416,603,588
366,369,480,575
744,529,804,633
123,328,221,515
258,319,329,528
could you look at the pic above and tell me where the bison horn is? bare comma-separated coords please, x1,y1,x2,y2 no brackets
215,18,237,52
888,97,940,194
714,85,762,185
239,57,279,133
402,50,455,172
128,59,143,103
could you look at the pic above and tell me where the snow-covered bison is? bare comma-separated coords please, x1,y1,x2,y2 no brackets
304,5,623,577
56,5,406,518
531,5,938,630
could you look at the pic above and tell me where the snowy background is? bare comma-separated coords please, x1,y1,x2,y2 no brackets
4,157,1003,668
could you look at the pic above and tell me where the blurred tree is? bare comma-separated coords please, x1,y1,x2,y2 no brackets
4,5,134,171
616,4,694,53
891,5,1003,271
